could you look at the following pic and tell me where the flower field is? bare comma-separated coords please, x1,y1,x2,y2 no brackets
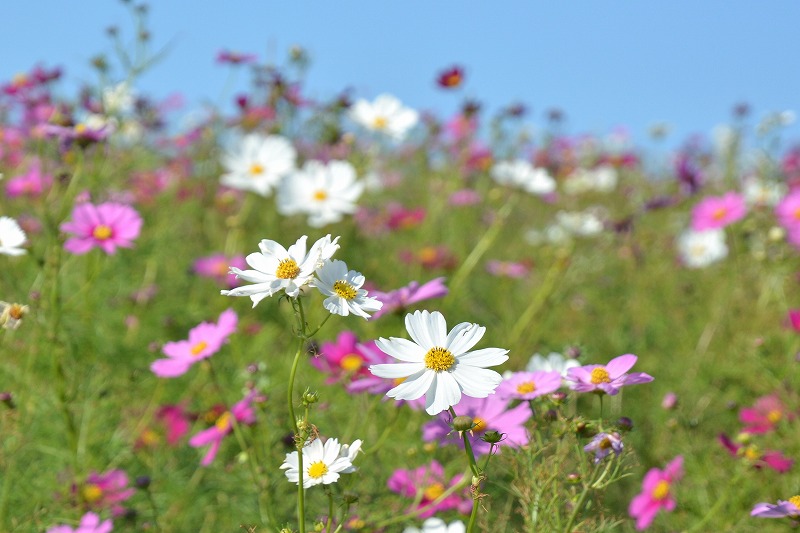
3,7,800,533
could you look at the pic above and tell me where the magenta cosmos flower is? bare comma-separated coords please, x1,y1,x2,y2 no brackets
422,394,531,456
311,331,378,384
189,391,257,466
740,394,791,434
751,497,800,519
79,469,135,517
5,160,52,198
61,202,143,255
497,370,562,401
370,277,448,319
628,455,683,530
566,354,653,396
775,189,800,231
718,433,793,473
690,192,747,230
47,512,113,533
387,460,470,518
150,309,237,378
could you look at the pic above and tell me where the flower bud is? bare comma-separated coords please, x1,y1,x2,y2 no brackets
452,415,475,433
481,431,505,444
302,390,320,406
342,491,359,504
617,417,634,432
566,473,581,484
135,476,151,489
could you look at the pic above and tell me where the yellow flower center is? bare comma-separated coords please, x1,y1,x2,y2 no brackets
8,304,25,320
373,116,388,130
307,460,329,479
333,280,357,300
711,207,728,221
652,480,670,501
215,411,233,431
424,347,455,372
767,409,783,424
419,246,437,263
313,190,328,201
743,445,761,460
249,163,264,176
789,496,800,512
423,482,445,501
599,436,612,450
12,73,27,86
92,224,113,240
794,207,800,221
138,428,160,447
472,417,488,433
590,367,611,384
82,484,103,503
340,354,363,372
275,258,300,279
191,341,208,356
74,123,88,135
516,381,536,394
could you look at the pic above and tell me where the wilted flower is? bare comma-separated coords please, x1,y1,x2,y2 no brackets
0,301,29,329
584,432,624,463
628,456,683,530
60,202,142,255
369,310,509,415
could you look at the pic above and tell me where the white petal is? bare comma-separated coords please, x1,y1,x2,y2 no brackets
456,348,509,368
370,362,425,378
425,372,461,415
445,322,485,355
451,366,503,398
387,369,434,400
375,337,425,362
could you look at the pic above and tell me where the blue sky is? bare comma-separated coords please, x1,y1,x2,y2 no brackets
2,2,799,149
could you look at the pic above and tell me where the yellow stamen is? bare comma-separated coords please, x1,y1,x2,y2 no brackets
472,417,487,433
599,437,612,450
423,482,445,501
82,484,103,503
249,163,264,176
308,461,328,479
373,116,388,130
275,258,300,279
340,354,363,372
651,480,670,500
789,496,800,512
424,347,455,372
8,304,26,320
92,224,113,240
313,190,328,201
711,207,727,221
590,367,611,384
418,247,437,263
191,341,208,356
767,410,783,424
74,123,88,135
516,381,536,394
333,280,357,300
215,412,232,431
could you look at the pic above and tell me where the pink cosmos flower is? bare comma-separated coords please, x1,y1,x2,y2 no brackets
387,460,471,518
189,391,257,466
311,331,378,384
566,354,654,396
690,192,747,230
370,277,448,319
61,202,143,255
79,470,135,517
448,189,481,206
47,512,113,533
775,189,800,231
497,371,562,401
485,260,531,279
751,497,800,519
157,404,192,445
740,394,791,434
788,309,800,332
150,309,237,378
193,254,247,288
344,342,427,410
628,456,683,530
422,394,532,456
718,433,793,473
5,160,52,198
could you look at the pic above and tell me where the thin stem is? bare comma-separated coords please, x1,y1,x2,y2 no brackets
562,462,604,533
326,488,334,533
288,297,309,533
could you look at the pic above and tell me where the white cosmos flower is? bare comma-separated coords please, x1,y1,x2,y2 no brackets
0,216,27,256
490,160,556,195
350,93,419,141
526,352,580,384
102,82,136,115
278,160,364,227
338,438,363,474
676,228,728,268
280,437,359,488
403,518,466,533
369,310,509,415
220,133,296,197
312,260,382,319
221,234,339,306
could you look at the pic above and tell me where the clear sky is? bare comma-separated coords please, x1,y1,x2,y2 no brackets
2,1,799,149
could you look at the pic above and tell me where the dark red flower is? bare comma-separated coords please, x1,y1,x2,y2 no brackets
436,65,465,89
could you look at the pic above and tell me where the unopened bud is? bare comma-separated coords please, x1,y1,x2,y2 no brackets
481,431,504,444
452,415,474,433
617,417,634,432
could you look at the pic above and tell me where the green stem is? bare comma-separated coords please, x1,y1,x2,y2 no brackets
326,487,334,533
288,297,308,533
562,462,604,533
685,467,745,532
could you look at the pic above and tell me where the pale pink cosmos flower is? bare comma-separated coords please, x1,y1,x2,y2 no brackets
497,370,562,401
566,354,653,396
61,202,142,255
79,470,135,517
751,497,800,519
740,394,791,434
370,277,448,319
193,254,247,288
150,309,237,378
5,160,52,198
189,391,257,466
775,189,800,231
628,456,683,530
47,512,113,533
690,192,747,230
